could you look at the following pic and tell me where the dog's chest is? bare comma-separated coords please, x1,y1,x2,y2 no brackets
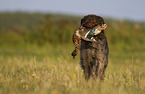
81,39,103,49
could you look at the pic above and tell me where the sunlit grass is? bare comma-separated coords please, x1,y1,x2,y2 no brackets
0,45,145,94
0,12,145,94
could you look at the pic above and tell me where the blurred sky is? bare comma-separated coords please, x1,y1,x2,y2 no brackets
0,0,145,22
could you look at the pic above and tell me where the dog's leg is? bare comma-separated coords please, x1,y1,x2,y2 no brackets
96,51,109,80
80,51,90,80
80,47,93,80
100,53,109,80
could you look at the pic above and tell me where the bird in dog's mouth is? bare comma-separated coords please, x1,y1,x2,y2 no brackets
76,24,107,42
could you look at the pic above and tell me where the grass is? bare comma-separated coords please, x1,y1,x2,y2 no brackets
0,45,145,94
0,12,145,94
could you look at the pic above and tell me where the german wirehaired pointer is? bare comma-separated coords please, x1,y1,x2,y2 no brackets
71,15,109,80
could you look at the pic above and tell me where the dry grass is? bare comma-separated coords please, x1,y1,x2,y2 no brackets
0,46,145,94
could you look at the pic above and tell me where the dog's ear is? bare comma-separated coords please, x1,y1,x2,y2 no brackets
81,17,85,26
96,16,105,25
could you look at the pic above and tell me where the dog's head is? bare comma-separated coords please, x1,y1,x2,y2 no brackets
81,15,105,29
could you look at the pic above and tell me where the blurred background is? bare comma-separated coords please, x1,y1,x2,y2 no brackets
0,0,145,93
0,0,145,59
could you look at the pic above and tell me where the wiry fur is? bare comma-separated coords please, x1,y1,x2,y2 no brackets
71,15,109,80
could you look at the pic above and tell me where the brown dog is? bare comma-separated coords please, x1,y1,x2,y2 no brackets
71,15,109,80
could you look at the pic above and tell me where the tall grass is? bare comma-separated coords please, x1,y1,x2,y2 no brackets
0,12,145,94
0,45,145,94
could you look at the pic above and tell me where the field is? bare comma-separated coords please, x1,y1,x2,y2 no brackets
0,12,145,94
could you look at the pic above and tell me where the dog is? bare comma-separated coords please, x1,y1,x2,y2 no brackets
71,15,109,80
